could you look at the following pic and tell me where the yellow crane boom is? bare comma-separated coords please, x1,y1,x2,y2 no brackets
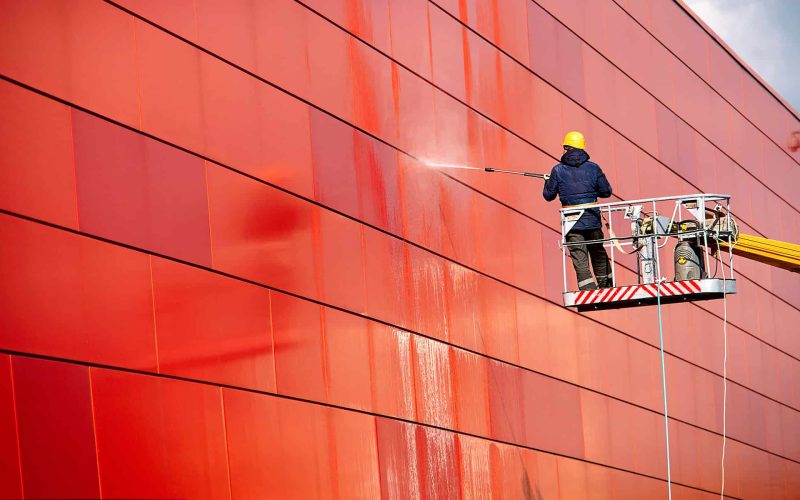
719,233,800,273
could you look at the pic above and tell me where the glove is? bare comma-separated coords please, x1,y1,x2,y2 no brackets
543,174,550,180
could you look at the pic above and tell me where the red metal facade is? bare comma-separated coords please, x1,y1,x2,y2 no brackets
0,0,798,498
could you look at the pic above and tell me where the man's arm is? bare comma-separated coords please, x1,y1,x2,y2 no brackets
542,166,559,201
595,166,612,198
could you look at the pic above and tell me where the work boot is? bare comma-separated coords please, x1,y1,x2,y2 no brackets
596,275,612,288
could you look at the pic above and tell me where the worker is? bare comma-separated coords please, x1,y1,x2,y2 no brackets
543,131,613,290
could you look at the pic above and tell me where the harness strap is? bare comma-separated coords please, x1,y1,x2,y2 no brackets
561,201,599,209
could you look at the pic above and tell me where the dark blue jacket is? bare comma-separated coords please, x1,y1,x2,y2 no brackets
542,148,612,230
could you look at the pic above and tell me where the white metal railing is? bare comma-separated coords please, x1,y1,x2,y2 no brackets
558,194,736,294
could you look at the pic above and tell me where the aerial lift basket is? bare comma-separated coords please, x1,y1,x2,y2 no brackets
560,194,737,311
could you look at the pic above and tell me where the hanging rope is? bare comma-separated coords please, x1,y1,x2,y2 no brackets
656,279,673,499
715,219,734,500
720,255,731,499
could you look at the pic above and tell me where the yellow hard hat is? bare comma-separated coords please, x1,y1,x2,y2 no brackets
563,131,586,149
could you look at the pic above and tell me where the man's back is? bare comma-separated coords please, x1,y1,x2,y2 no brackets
542,147,612,231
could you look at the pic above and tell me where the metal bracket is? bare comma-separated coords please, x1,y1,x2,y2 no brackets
681,198,704,223
624,205,642,220
562,209,584,235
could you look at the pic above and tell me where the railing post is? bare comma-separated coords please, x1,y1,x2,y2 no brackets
561,213,568,294
608,205,616,287
653,199,663,283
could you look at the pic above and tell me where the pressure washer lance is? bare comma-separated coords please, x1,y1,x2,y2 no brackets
484,167,549,179
424,161,549,179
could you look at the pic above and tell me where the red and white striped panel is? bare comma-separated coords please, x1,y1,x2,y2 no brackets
572,280,701,306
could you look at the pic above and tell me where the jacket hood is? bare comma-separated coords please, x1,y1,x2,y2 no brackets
560,148,590,167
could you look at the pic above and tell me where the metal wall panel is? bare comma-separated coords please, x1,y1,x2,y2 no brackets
0,0,797,497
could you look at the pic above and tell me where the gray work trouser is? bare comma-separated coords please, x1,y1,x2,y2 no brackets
566,228,611,290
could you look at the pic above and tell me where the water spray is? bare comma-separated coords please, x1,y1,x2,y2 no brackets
424,161,549,179
423,162,485,171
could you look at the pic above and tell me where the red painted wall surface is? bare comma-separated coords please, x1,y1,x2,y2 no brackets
0,0,798,498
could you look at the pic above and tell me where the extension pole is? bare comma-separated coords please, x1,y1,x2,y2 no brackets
484,167,548,179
